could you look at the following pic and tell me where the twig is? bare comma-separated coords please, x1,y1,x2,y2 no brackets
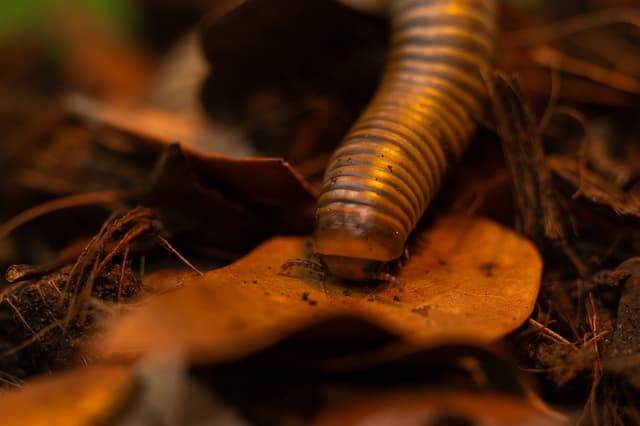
156,235,204,276
0,190,129,240
528,318,575,348
530,46,640,95
505,8,640,47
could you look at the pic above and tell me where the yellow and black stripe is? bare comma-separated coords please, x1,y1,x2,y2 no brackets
314,0,497,280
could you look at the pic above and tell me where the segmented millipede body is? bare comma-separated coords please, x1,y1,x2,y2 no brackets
314,0,497,280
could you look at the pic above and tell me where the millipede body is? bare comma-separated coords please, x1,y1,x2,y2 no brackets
314,0,497,280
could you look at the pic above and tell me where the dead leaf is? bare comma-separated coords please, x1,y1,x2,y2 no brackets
66,93,207,150
143,144,297,254
66,93,316,204
0,365,134,426
0,354,250,426
311,391,569,426
93,215,542,364
547,155,640,218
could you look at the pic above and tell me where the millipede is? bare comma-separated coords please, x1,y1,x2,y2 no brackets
306,0,497,282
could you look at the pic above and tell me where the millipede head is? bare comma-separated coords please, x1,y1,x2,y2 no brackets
313,203,406,281
372,271,403,292
315,254,383,282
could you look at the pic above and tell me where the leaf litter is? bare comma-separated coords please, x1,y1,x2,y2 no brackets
1,0,640,423
0,364,134,426
93,215,542,363
0,205,211,376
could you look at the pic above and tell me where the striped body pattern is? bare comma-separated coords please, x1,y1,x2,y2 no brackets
314,0,497,280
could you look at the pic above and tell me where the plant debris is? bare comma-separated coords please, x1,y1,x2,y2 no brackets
92,215,542,364
0,207,170,374
1,0,640,423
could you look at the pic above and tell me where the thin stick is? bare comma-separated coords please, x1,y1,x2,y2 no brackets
505,8,640,47
3,322,61,357
4,298,35,334
531,46,640,95
118,245,130,303
0,190,129,240
528,318,575,347
537,66,561,136
157,235,204,276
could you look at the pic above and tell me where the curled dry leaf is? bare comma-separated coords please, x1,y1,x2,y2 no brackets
311,391,569,426
66,93,315,203
547,155,640,218
93,215,542,364
0,365,134,426
66,93,207,150
144,144,314,254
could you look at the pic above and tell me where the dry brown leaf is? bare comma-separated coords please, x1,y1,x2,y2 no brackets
66,94,315,203
0,365,134,426
547,155,640,218
93,215,542,364
311,391,569,426
143,144,312,254
66,93,206,148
